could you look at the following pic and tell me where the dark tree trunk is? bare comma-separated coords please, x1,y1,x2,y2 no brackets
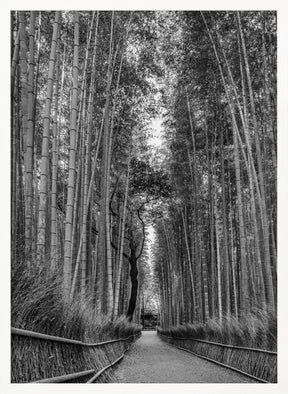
127,243,138,321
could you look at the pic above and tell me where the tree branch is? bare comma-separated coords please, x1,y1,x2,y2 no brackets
111,240,129,259
109,174,121,216
136,206,145,260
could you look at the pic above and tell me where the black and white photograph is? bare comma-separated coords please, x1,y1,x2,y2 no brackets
7,2,286,390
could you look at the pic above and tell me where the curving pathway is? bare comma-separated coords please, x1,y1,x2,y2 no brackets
110,330,256,383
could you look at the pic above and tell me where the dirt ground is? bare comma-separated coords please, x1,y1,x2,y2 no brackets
110,330,256,383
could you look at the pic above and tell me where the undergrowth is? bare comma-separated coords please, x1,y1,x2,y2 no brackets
158,311,277,382
11,261,141,382
158,309,277,351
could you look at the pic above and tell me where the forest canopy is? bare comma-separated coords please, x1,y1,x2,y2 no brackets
11,11,277,331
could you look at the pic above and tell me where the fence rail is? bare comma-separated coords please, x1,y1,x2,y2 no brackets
158,333,277,355
12,327,140,383
11,327,137,347
33,369,95,383
158,332,277,383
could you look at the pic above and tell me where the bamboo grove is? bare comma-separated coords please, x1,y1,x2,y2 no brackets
11,10,168,322
153,11,277,328
11,11,277,330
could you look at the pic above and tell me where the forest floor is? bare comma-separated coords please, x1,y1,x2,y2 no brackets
109,330,256,383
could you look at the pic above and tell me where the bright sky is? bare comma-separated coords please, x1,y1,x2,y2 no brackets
146,116,162,268
146,224,160,311
145,115,164,311
148,117,164,149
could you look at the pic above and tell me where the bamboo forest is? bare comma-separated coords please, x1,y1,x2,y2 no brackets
11,10,277,383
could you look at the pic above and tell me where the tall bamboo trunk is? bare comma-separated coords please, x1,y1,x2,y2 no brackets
11,30,20,93
214,198,223,322
97,11,115,315
261,21,277,173
69,18,101,297
105,109,114,316
113,158,130,318
163,220,176,324
50,28,61,270
19,12,28,158
80,12,99,300
37,11,61,265
63,11,79,298
232,119,249,314
237,12,275,311
19,12,30,264
229,207,239,319
202,12,251,315
179,204,196,322
11,28,20,261
75,11,95,143
25,11,36,266
186,97,203,321
220,127,231,316
205,121,216,319
16,108,25,258
78,92,87,298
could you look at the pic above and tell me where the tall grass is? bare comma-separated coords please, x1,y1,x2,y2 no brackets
158,309,277,351
158,310,277,382
11,261,141,382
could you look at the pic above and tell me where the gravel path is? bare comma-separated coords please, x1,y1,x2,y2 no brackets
110,330,256,383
